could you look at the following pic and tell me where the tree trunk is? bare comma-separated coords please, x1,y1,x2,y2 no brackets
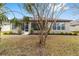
38,31,46,55
38,35,44,56
39,35,44,47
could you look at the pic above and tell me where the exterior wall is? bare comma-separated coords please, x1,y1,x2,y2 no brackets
64,22,71,32
29,22,31,32
69,25,79,32
1,21,31,35
2,20,79,34
1,22,31,35
1,24,11,32
69,21,79,32
1,22,11,32
29,21,72,34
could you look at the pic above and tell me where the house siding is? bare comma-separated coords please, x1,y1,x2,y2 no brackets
48,22,71,33
1,21,11,32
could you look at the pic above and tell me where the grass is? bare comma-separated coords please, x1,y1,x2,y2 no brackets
0,35,79,56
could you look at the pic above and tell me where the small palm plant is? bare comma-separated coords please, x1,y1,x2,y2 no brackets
0,3,8,39
11,18,22,34
0,27,1,38
0,14,8,36
23,16,30,24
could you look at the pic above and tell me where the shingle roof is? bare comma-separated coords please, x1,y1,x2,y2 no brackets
29,19,72,22
70,20,79,26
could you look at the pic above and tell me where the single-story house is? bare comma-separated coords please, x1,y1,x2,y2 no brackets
0,18,79,35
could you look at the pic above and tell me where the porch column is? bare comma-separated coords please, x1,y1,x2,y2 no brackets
28,22,31,33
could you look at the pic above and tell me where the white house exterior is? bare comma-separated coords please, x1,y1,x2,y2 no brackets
1,19,79,34
1,21,11,32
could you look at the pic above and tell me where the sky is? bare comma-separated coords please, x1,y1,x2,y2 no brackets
4,3,31,19
2,3,79,20
59,3,79,20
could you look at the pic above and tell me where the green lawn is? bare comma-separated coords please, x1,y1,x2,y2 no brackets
0,35,79,56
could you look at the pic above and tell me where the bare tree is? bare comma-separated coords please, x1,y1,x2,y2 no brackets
23,3,68,55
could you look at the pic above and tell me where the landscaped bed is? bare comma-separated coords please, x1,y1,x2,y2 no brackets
0,35,79,56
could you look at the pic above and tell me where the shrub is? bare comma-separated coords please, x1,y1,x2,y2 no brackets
0,27,1,31
30,28,34,34
60,32,64,35
3,31,19,35
48,32,77,35
3,32,9,35
18,29,22,35
3,31,13,35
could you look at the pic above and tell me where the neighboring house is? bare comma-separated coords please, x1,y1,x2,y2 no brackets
1,18,79,35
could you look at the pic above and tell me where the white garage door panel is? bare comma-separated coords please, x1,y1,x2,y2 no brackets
1,25,11,32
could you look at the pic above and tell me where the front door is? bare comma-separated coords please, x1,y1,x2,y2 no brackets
24,24,28,31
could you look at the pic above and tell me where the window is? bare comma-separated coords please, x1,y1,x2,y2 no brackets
53,23,65,30
4,24,7,25
53,24,56,30
12,24,16,29
57,23,60,30
31,22,40,30
61,24,65,30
